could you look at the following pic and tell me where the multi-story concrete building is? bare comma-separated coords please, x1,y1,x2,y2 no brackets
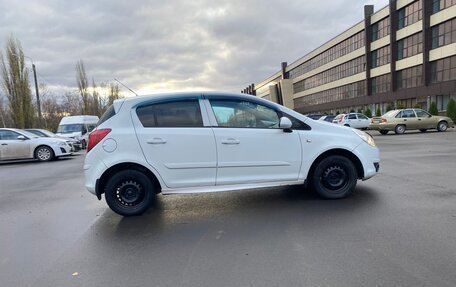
242,0,456,115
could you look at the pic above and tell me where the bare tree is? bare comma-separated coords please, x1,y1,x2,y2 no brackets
76,60,90,114
0,36,35,128
108,82,121,106
62,91,82,116
91,77,101,116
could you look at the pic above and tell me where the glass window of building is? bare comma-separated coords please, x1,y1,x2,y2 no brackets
397,32,423,60
430,55,456,83
431,18,456,49
371,17,390,41
396,65,423,89
370,74,391,94
398,0,422,30
371,45,390,68
432,0,456,14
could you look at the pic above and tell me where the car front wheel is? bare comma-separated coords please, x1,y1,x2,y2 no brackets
35,146,55,162
310,155,357,199
437,121,448,132
105,170,155,216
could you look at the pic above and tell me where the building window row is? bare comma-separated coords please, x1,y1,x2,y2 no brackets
371,45,391,68
396,65,423,89
432,0,456,14
293,56,365,93
397,32,423,60
294,81,366,107
289,31,365,79
370,74,391,95
430,55,456,83
431,18,456,49
371,17,390,41
398,0,422,30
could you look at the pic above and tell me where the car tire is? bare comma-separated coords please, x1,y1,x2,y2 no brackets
419,129,427,133
81,140,87,149
344,124,350,127
379,130,389,135
310,155,357,199
34,146,55,162
437,121,448,132
395,124,406,134
105,170,155,216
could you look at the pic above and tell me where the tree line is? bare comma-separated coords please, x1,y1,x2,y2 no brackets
0,36,122,132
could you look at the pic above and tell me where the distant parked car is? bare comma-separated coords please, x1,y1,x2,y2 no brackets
25,128,82,152
333,113,370,129
319,115,336,123
369,108,455,135
306,114,326,120
0,128,72,162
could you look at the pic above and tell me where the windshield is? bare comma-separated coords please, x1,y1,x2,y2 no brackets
18,130,39,139
57,124,83,133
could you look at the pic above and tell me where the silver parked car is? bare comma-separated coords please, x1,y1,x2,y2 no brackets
25,128,82,152
0,128,72,162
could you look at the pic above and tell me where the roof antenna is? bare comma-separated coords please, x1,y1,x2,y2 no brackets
114,78,139,96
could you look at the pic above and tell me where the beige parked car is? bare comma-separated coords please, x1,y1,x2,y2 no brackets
369,108,455,135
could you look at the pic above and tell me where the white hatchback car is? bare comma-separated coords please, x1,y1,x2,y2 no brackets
84,92,380,216
333,113,371,129
0,128,72,161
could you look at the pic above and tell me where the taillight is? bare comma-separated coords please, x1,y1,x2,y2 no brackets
381,118,387,123
87,129,111,152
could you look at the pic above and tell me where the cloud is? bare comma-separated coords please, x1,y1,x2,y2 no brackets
0,0,389,96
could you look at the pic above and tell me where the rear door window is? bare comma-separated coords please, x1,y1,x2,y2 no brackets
348,114,357,119
137,100,203,128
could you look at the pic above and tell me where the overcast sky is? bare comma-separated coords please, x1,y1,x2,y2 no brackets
0,0,389,96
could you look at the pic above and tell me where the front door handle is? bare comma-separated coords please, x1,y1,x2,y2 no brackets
403,119,407,121
147,138,167,144
1,143,7,146
221,138,240,145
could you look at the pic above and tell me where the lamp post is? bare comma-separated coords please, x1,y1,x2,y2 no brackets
12,53,43,128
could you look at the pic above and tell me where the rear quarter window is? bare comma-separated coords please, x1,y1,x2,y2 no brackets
136,100,203,128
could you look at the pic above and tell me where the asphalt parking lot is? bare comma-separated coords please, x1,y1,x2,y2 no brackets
1,129,456,287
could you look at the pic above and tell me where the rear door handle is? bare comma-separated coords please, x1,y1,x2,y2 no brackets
1,143,7,146
221,138,240,145
147,138,167,144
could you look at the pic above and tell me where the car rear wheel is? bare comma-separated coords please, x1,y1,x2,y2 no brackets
35,146,54,162
379,130,389,135
395,124,406,134
344,124,350,127
419,129,427,133
437,121,448,132
310,155,357,199
105,170,155,216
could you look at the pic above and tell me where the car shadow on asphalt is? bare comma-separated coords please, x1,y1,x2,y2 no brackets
0,155,76,166
94,185,380,240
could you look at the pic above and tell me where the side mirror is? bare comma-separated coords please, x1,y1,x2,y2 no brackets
279,117,292,132
428,115,432,118
17,135,27,140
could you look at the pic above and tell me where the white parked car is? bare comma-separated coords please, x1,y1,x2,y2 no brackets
84,92,380,216
0,128,72,162
333,113,371,129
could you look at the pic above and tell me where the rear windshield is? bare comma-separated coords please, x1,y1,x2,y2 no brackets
97,105,115,126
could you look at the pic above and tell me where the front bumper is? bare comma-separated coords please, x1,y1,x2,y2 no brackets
352,142,380,180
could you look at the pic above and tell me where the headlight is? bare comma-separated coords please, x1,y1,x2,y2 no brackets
352,129,376,147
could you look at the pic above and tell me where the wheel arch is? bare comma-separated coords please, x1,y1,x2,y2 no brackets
307,148,364,181
97,162,162,200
